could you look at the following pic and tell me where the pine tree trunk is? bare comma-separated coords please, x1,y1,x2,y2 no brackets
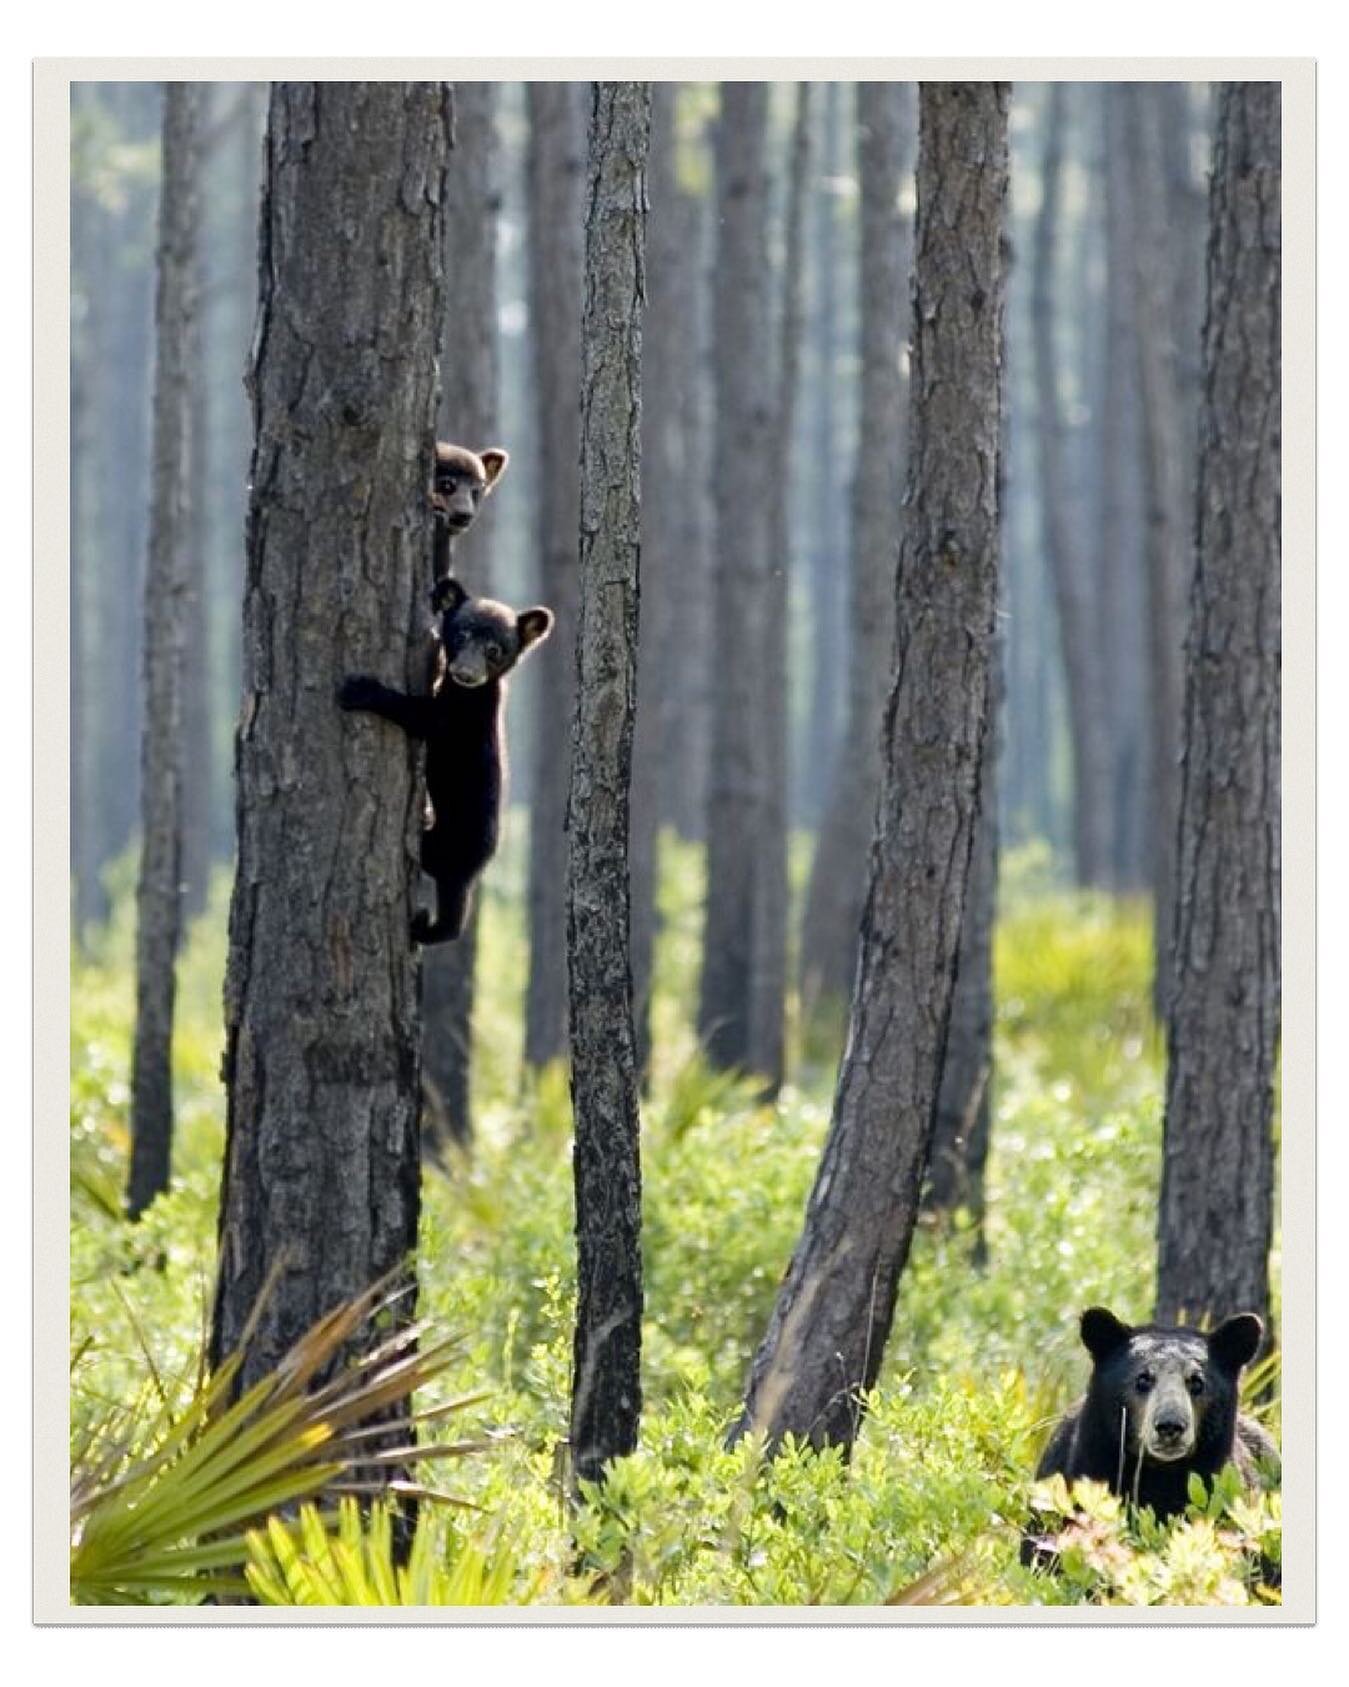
663,186,714,843
736,83,1009,1450
1099,85,1149,893
748,83,811,1095
1156,82,1280,1329
801,83,848,829
422,80,501,1153
1033,82,1113,890
524,81,586,1071
1124,81,1193,1017
630,81,680,1080
568,81,649,1488
210,82,450,1398
698,82,772,1075
127,83,202,1220
798,81,915,1019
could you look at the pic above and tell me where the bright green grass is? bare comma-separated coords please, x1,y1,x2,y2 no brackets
68,833,1280,1606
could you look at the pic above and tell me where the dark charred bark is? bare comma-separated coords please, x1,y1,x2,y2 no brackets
127,84,202,1221
1156,83,1280,1330
735,83,1009,1451
697,83,773,1076
423,80,501,1153
799,82,915,1021
210,85,450,1414
524,82,586,1071
568,81,649,1489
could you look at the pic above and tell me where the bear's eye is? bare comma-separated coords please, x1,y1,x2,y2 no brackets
1186,1373,1206,1397
1134,1371,1155,1395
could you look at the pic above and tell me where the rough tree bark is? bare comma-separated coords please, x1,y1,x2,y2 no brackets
748,83,811,1096
1155,82,1280,1330
735,83,1009,1450
568,80,649,1489
423,80,501,1153
1033,82,1113,889
697,82,772,1076
525,81,586,1071
127,83,202,1221
210,83,451,1399
1124,81,1193,1017
798,81,914,1020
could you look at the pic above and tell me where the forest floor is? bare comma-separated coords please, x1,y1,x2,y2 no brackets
69,835,1282,1607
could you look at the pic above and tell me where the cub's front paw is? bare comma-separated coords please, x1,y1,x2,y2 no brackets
338,674,380,711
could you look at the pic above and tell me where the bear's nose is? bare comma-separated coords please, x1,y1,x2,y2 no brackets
1154,1415,1187,1443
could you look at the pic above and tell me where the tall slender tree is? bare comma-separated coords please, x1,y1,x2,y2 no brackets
568,80,649,1489
127,83,202,1221
798,81,914,1019
748,83,811,1095
630,80,680,1080
698,82,772,1076
423,80,502,1151
1033,82,1113,889
210,84,451,1405
524,81,586,1071
1156,82,1280,1330
1123,81,1193,1015
736,83,1010,1451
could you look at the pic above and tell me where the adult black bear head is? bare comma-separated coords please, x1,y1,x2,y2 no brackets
1078,1305,1262,1473
432,575,553,690
431,442,510,536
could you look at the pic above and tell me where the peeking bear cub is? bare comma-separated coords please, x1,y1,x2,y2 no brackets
338,575,553,945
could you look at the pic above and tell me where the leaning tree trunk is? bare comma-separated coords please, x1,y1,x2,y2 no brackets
1155,82,1280,1330
735,82,1009,1452
1033,82,1113,890
210,83,450,1402
524,81,586,1071
748,82,811,1096
1124,81,1193,1018
423,80,501,1154
798,81,914,1021
568,81,649,1490
127,83,201,1221
697,82,772,1076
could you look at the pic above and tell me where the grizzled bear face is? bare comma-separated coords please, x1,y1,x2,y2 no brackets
1080,1306,1262,1466
433,576,553,690
431,443,509,535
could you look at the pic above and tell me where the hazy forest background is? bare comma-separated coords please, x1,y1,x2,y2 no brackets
68,79,1282,1607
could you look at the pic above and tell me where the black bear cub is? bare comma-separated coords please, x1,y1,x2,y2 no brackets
338,575,552,945
1028,1306,1278,1540
431,443,509,573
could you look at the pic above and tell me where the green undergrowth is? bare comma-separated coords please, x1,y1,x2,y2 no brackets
69,833,1281,1606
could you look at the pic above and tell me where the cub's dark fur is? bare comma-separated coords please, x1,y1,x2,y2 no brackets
1025,1306,1278,1562
431,442,508,576
338,575,552,945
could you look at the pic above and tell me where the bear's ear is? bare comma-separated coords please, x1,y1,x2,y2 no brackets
433,575,468,616
1208,1313,1263,1374
517,607,554,651
479,448,510,489
1080,1307,1132,1362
